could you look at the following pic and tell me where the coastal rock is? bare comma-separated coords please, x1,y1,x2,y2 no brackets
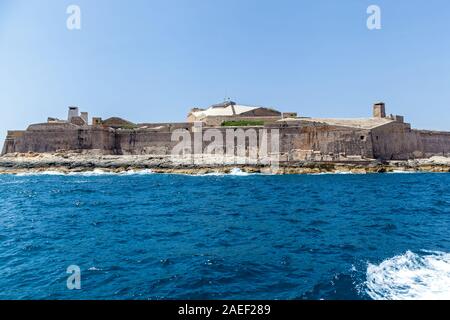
1,153,450,175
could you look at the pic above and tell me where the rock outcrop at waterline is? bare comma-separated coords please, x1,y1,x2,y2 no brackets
1,152,450,175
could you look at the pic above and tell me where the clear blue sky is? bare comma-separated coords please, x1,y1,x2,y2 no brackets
1,0,450,141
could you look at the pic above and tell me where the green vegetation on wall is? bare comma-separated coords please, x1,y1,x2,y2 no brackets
119,124,139,130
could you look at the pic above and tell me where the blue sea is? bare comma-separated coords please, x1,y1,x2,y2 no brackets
1,170,450,300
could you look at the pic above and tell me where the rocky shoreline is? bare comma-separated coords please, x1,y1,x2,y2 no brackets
1,152,450,175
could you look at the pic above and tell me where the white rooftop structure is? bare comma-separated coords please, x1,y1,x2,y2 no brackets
190,104,259,120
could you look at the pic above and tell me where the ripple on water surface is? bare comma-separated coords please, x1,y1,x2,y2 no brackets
0,173,449,299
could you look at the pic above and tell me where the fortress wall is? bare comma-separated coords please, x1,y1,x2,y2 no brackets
371,123,450,159
7,131,25,138
416,130,450,157
282,123,374,160
1,131,25,155
114,127,281,156
6,121,450,161
10,130,82,153
215,127,279,157
371,123,419,160
2,127,116,154
2,124,376,159
1,138,15,155
88,128,116,152
115,130,177,155
92,125,450,159
2,126,281,156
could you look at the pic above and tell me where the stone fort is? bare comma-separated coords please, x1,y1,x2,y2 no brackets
3,102,450,162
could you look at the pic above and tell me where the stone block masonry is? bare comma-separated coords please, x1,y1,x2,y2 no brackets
3,103,450,162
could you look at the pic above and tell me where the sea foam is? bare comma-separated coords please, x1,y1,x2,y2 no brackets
366,250,450,300
194,168,256,176
228,168,250,176
14,169,154,176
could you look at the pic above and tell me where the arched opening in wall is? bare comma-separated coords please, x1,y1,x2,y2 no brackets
360,136,366,142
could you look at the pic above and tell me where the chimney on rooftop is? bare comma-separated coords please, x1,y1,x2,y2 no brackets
373,102,386,118
68,106,79,121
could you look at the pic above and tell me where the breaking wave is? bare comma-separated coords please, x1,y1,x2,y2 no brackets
366,250,450,300
14,169,154,176
12,168,257,177
228,168,251,176
311,171,360,175
15,171,65,177
195,168,256,176
389,170,416,174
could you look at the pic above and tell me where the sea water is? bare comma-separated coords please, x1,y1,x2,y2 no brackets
0,171,449,300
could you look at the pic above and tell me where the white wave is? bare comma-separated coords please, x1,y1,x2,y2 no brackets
229,168,250,176
68,169,112,176
366,250,450,300
197,171,227,176
389,170,416,174
119,169,154,175
88,267,103,271
75,169,154,176
13,169,154,176
334,170,356,175
15,171,67,176
193,168,255,177
310,171,364,175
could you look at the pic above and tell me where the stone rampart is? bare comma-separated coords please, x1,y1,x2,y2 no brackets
4,120,450,161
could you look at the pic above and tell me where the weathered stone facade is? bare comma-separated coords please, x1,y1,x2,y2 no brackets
4,103,450,161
